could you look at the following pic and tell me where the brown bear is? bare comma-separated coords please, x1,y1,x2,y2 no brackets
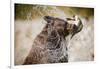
23,16,83,65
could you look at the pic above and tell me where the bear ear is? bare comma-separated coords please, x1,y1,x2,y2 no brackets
66,18,73,21
44,16,54,23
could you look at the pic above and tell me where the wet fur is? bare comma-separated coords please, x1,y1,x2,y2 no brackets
23,16,83,64
23,17,69,64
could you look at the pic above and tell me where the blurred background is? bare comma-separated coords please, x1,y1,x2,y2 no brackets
14,4,94,65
